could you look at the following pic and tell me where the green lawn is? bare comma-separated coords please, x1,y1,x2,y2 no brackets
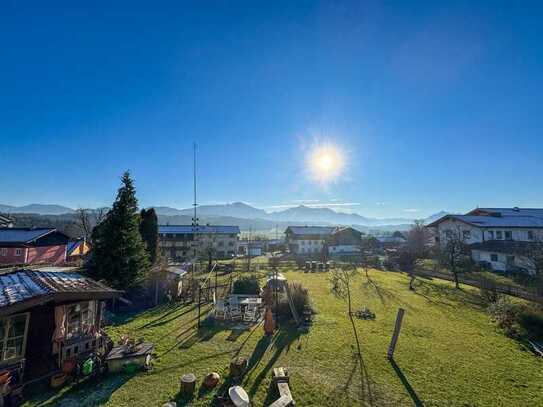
24,269,543,406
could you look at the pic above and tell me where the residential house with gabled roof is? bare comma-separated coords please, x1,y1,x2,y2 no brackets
0,228,70,266
427,207,543,273
284,226,335,255
327,226,364,256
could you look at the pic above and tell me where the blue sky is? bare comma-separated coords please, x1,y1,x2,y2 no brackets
1,1,542,218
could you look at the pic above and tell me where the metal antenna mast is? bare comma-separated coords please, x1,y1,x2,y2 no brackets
192,143,199,261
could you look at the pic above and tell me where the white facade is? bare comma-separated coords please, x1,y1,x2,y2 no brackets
434,219,543,246
472,250,535,274
293,238,325,254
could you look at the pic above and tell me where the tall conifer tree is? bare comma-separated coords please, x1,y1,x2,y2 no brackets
88,171,149,289
140,208,159,264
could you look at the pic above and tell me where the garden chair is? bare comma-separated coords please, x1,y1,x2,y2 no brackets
214,300,228,320
243,305,258,322
229,300,243,321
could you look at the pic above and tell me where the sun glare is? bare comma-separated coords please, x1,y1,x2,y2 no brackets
306,143,345,184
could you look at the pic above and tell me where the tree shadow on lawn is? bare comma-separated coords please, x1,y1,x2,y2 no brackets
27,372,137,407
246,325,302,398
361,273,411,310
136,303,198,330
413,279,484,309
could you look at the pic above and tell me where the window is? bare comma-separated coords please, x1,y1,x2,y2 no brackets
66,302,95,339
528,231,534,241
15,248,22,256
445,230,453,239
488,231,494,240
504,231,512,240
0,314,29,362
496,231,503,240
0,248,6,256
462,230,471,240
490,254,498,262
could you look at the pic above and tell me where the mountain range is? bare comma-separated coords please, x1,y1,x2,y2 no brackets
0,201,448,230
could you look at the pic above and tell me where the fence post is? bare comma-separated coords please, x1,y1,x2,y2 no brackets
387,308,405,360
197,285,201,330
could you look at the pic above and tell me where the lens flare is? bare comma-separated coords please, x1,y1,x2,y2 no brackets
306,143,345,185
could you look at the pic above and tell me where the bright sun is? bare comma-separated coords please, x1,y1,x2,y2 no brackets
307,143,345,184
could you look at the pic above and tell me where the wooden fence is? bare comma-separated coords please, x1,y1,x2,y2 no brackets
413,269,543,304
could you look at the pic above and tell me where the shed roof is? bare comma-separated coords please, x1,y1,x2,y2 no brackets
0,227,60,244
0,270,120,316
159,225,240,234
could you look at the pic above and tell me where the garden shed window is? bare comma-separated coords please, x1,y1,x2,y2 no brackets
0,314,29,362
66,301,96,339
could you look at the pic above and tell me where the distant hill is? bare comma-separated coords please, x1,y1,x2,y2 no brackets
154,202,268,219
1,201,449,232
0,203,75,215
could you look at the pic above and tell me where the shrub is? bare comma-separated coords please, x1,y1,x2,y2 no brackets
276,282,314,319
487,297,521,337
232,275,260,295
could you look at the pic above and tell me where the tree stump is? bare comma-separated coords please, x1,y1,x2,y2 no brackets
229,357,248,377
180,373,196,395
203,372,220,389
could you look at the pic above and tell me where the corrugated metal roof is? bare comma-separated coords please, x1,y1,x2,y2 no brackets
159,225,240,234
0,272,49,308
474,208,543,218
0,227,56,244
0,270,119,311
452,215,543,228
285,226,336,236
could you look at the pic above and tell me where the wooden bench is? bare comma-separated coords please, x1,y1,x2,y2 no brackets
269,367,295,407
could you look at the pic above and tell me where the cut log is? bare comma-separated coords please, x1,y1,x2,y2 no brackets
229,357,248,377
269,394,294,407
180,373,196,395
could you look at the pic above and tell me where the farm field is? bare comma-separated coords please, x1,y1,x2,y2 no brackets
23,269,543,407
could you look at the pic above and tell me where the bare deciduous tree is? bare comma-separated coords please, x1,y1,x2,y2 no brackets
76,208,92,241
436,225,470,289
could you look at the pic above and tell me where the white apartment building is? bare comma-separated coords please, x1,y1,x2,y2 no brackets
428,208,543,274
159,225,240,261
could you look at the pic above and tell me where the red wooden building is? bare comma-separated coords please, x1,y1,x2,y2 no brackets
0,228,69,266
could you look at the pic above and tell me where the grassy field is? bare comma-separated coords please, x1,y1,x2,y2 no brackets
23,269,543,406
